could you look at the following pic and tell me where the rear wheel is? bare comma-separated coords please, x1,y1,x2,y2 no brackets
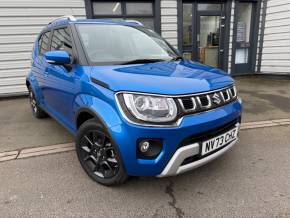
76,119,128,186
28,86,48,119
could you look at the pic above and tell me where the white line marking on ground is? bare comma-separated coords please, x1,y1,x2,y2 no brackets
0,151,19,162
19,143,74,154
18,143,74,159
0,119,289,163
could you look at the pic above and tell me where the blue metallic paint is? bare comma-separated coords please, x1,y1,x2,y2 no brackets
45,51,71,65
27,19,242,177
109,100,242,176
90,60,234,95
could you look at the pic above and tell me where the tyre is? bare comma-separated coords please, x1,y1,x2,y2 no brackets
75,119,128,186
28,86,48,119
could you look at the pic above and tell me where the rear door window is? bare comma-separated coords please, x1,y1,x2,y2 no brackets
39,31,51,56
50,27,73,56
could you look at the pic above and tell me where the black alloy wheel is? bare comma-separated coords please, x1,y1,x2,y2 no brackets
76,119,128,185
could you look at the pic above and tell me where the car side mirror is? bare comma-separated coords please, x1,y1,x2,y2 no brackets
45,51,71,65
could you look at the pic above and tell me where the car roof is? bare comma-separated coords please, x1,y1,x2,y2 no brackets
41,18,142,33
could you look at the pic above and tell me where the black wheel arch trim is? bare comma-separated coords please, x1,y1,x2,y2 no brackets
26,79,30,89
75,107,109,131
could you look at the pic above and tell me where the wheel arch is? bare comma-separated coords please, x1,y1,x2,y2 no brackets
74,94,123,132
26,73,43,103
75,108,106,130
26,79,31,89
75,107,128,174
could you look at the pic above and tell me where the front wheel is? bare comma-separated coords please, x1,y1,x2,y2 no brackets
75,119,128,186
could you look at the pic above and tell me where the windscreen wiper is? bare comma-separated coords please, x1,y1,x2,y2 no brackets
120,59,166,65
171,56,183,61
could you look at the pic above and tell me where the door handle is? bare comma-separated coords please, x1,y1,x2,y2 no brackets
220,49,224,53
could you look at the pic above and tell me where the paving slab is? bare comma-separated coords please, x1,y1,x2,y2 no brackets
0,98,73,152
236,76,290,122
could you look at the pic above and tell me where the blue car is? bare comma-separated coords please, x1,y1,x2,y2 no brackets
26,16,242,185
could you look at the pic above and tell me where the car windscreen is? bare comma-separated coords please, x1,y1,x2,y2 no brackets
76,24,178,65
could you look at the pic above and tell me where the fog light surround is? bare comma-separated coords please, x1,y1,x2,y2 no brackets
137,139,163,159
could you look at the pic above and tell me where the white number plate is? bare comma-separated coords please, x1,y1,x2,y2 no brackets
201,127,239,156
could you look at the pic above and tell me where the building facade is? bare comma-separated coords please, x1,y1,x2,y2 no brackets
0,0,288,96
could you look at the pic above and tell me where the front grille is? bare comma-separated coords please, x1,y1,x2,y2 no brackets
178,85,237,115
181,98,195,110
198,95,211,107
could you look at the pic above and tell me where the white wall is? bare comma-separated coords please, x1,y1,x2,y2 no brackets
260,0,290,74
0,0,86,96
228,0,235,74
160,0,178,48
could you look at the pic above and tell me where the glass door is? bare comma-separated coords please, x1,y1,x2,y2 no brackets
182,3,194,60
197,15,222,68
233,2,255,74
182,2,226,69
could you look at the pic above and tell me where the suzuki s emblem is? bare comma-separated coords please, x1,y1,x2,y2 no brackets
212,93,221,105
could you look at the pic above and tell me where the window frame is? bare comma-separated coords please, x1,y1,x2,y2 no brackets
85,0,161,33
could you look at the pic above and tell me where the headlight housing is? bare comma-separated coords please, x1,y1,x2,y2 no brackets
116,93,178,125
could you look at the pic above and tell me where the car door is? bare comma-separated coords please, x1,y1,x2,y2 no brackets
42,26,77,129
32,31,51,104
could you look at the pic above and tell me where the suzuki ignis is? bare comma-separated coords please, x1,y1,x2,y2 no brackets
26,16,242,185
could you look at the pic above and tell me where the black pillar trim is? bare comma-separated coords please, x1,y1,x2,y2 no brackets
84,0,93,19
154,0,161,34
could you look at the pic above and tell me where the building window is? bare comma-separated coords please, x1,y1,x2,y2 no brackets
126,2,153,15
232,0,259,75
93,2,122,15
90,1,156,31
198,4,222,11
234,3,252,64
182,4,192,46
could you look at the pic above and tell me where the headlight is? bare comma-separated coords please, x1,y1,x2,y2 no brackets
117,93,178,124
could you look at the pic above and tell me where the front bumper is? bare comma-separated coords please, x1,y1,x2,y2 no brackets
157,123,239,177
108,100,242,176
